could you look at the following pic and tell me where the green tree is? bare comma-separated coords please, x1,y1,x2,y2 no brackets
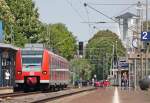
86,30,125,80
143,21,150,31
70,58,94,81
38,23,77,60
5,0,41,46
0,0,15,42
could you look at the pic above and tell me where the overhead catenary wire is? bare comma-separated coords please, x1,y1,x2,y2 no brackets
87,2,150,6
84,3,118,23
65,0,86,22
84,2,92,36
84,3,139,34
87,2,137,6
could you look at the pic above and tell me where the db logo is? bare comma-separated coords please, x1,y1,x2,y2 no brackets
30,72,34,75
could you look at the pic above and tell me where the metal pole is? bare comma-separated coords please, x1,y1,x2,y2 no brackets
112,44,115,83
134,59,137,89
137,1,144,79
146,0,148,31
115,41,118,85
145,0,149,76
129,62,131,87
146,47,149,76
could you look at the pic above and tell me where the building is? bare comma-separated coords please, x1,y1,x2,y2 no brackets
116,12,138,50
110,12,138,86
0,43,19,87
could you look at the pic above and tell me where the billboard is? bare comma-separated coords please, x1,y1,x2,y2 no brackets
0,20,3,42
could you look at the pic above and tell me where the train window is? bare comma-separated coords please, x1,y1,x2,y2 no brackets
22,50,43,55
53,58,55,69
60,61,61,69
54,58,57,69
22,57,42,64
58,60,60,69
59,60,61,69
62,71,64,80
22,58,42,71
54,59,56,69
50,57,53,69
64,63,66,69
56,71,58,80
49,56,51,69
61,62,62,69
62,62,63,69
64,71,65,79
51,71,53,80
59,71,61,80
56,59,58,69
57,71,60,80
57,60,59,69
53,57,55,69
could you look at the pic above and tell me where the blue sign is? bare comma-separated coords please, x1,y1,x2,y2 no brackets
0,21,3,42
141,32,150,41
119,62,129,68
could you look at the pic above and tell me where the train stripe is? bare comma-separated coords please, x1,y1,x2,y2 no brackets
51,69,69,71
40,80,49,83
15,80,24,83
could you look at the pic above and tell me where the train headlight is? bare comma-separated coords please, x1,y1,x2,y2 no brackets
42,71,47,75
17,71,22,75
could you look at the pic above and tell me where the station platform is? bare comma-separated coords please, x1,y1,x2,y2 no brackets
0,87,13,94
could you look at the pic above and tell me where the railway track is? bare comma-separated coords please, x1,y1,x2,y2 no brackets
0,87,95,103
30,87,96,103
0,86,72,99
0,91,41,99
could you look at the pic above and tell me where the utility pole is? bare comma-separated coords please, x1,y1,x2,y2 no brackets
146,0,148,31
145,0,149,76
136,1,143,79
112,44,115,79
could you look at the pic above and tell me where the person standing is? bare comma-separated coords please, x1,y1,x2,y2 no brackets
5,70,10,87
123,72,128,88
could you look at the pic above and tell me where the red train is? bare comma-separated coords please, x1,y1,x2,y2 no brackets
15,44,70,91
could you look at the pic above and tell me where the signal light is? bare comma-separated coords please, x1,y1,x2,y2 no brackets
79,41,83,55
17,71,22,75
42,71,47,75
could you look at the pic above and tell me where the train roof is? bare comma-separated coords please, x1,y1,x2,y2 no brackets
21,47,44,51
47,50,68,63
21,43,68,63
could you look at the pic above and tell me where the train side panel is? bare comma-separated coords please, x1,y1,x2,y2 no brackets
49,54,70,87
41,50,50,83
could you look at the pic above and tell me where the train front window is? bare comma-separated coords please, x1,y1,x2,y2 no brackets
22,57,42,71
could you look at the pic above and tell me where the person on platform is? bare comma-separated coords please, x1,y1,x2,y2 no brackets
5,70,10,87
123,72,128,88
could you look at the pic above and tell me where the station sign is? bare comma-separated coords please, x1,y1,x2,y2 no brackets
119,62,129,68
118,57,129,69
141,32,150,41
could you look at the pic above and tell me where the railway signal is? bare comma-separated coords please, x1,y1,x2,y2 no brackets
79,41,84,55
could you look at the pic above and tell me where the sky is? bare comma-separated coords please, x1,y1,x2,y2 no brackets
33,0,146,41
